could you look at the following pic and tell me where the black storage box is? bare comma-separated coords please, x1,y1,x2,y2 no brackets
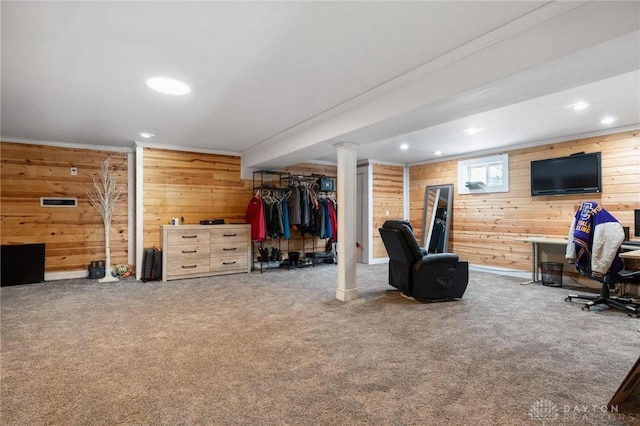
318,177,335,192
200,219,225,225
88,260,105,279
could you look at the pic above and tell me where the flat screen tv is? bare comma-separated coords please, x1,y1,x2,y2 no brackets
530,152,602,196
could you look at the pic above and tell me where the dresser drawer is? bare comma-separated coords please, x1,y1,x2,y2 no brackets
210,226,248,244
167,243,211,258
166,255,211,276
210,254,248,273
210,241,247,258
167,229,211,245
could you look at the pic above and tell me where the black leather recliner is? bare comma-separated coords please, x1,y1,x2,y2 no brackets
378,220,468,301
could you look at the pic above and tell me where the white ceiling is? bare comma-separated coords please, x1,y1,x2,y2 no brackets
2,1,639,172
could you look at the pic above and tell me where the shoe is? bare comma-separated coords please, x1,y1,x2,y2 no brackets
258,248,269,262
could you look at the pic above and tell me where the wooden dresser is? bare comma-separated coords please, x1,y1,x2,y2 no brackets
161,224,251,281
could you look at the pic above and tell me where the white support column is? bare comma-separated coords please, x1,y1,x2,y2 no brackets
135,144,144,280
127,152,136,266
334,142,359,301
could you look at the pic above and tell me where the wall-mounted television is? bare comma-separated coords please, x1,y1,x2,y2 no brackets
530,152,602,196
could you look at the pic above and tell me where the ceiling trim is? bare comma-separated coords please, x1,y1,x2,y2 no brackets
368,159,407,167
133,141,240,157
1,137,133,153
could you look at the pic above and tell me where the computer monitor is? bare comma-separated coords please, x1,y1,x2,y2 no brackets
635,209,640,238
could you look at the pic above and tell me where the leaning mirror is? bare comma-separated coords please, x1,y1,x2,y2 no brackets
420,184,453,253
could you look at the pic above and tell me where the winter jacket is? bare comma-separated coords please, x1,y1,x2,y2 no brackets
565,201,624,279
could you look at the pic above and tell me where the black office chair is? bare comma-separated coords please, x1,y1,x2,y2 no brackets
564,201,640,317
378,220,468,301
565,258,640,317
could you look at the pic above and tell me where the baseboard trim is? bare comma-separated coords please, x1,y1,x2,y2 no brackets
468,264,530,279
45,270,89,281
44,263,529,282
336,287,358,301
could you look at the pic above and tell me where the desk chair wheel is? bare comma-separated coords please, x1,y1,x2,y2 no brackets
565,280,640,317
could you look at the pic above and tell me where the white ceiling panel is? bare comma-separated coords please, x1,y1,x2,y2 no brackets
1,1,639,169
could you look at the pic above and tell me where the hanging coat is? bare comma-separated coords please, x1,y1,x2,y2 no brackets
281,199,290,239
289,187,301,225
246,195,266,242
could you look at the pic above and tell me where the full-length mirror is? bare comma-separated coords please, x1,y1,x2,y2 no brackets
421,184,453,253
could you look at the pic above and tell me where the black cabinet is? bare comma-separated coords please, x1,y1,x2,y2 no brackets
1,243,45,286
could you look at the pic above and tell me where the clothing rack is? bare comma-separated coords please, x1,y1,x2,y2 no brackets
251,170,291,273
248,170,337,273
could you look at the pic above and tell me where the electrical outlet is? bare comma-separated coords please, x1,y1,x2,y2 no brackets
385,210,389,216
70,167,77,176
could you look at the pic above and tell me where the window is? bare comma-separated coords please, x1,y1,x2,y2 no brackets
458,154,509,194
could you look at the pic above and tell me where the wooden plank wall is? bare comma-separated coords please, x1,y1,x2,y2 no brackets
142,147,338,259
9,131,635,276
372,163,404,259
409,130,640,272
409,159,458,241
0,142,129,272
142,148,253,249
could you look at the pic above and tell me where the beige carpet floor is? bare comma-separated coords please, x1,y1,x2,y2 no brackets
1,263,639,425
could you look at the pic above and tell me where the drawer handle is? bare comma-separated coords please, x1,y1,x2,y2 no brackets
222,247,237,251
182,250,197,254
222,261,237,265
223,233,237,237
182,235,198,239
182,265,198,269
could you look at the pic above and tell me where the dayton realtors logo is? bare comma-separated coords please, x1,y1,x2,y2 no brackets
528,399,636,424
528,399,559,425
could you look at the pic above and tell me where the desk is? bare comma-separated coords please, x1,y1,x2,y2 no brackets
620,249,640,260
516,237,569,284
619,250,640,297
518,238,640,284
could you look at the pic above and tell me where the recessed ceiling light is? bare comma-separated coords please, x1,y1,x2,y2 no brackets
600,116,617,125
146,77,190,95
463,128,483,135
568,101,589,111
434,151,442,156
400,143,409,150
139,132,154,138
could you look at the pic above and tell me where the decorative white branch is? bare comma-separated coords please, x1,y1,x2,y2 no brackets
87,157,122,282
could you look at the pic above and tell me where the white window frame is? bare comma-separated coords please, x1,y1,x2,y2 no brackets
458,154,509,194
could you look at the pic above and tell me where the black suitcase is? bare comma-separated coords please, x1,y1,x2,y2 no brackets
142,248,162,282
